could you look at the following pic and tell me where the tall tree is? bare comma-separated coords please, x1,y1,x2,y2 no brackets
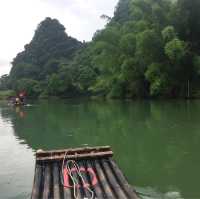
175,0,200,51
113,0,132,23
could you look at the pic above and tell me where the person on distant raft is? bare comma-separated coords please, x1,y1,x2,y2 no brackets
19,91,26,104
15,97,20,105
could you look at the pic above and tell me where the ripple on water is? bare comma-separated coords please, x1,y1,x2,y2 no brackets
137,186,183,199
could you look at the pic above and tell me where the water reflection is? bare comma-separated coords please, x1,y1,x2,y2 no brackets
0,103,34,199
0,99,200,198
15,106,26,118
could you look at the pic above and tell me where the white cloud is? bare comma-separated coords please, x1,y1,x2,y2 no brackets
0,0,118,76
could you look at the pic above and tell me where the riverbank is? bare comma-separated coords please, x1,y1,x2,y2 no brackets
0,90,15,100
2,89,200,101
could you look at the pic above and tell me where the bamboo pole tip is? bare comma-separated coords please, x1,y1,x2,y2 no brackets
37,149,44,153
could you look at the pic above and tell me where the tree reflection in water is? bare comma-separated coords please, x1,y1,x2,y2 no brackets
1,99,200,198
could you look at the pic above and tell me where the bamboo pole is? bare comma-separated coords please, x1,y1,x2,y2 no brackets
42,165,51,199
109,158,138,199
53,163,61,199
101,159,128,198
94,160,115,198
31,165,43,199
36,146,111,157
86,160,104,198
37,151,113,162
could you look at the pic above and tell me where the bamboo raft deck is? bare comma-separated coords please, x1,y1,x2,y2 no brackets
31,146,138,199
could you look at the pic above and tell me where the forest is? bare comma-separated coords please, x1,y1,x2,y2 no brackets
1,0,200,99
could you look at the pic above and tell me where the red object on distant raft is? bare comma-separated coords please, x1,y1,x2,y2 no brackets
19,91,26,97
31,146,139,199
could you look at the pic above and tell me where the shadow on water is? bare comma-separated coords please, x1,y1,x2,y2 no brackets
1,99,200,198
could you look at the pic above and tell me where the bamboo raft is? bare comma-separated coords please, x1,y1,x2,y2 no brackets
31,146,138,199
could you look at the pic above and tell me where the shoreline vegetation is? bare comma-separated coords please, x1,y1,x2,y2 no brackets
1,0,200,100
0,90,16,100
2,89,200,101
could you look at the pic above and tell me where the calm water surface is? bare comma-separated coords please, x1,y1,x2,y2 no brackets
0,99,200,199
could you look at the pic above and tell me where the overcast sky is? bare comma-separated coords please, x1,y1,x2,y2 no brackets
0,0,118,76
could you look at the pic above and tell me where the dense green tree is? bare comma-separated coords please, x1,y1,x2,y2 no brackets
16,78,42,97
164,38,187,62
47,74,63,95
0,75,10,90
113,0,132,23
175,0,200,50
4,0,200,99
136,29,163,64
162,26,177,42
120,33,136,56
145,63,170,96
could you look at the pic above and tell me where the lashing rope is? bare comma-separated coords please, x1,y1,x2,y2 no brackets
61,151,94,199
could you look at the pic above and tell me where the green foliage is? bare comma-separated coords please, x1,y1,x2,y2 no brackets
145,63,169,96
113,0,132,23
136,29,164,64
165,38,187,62
193,56,200,75
6,0,200,99
0,75,10,90
162,26,177,42
10,62,39,82
10,17,81,83
77,66,96,90
47,74,63,95
175,0,200,49
120,33,136,56
43,59,60,76
16,79,42,97
0,90,15,100
108,78,126,98
9,17,82,97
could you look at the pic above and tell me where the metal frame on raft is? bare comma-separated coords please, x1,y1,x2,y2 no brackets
31,146,139,199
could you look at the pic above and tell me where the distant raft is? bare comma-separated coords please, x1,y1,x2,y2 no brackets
31,146,138,199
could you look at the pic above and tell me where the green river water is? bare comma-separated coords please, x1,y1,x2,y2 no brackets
0,99,200,199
